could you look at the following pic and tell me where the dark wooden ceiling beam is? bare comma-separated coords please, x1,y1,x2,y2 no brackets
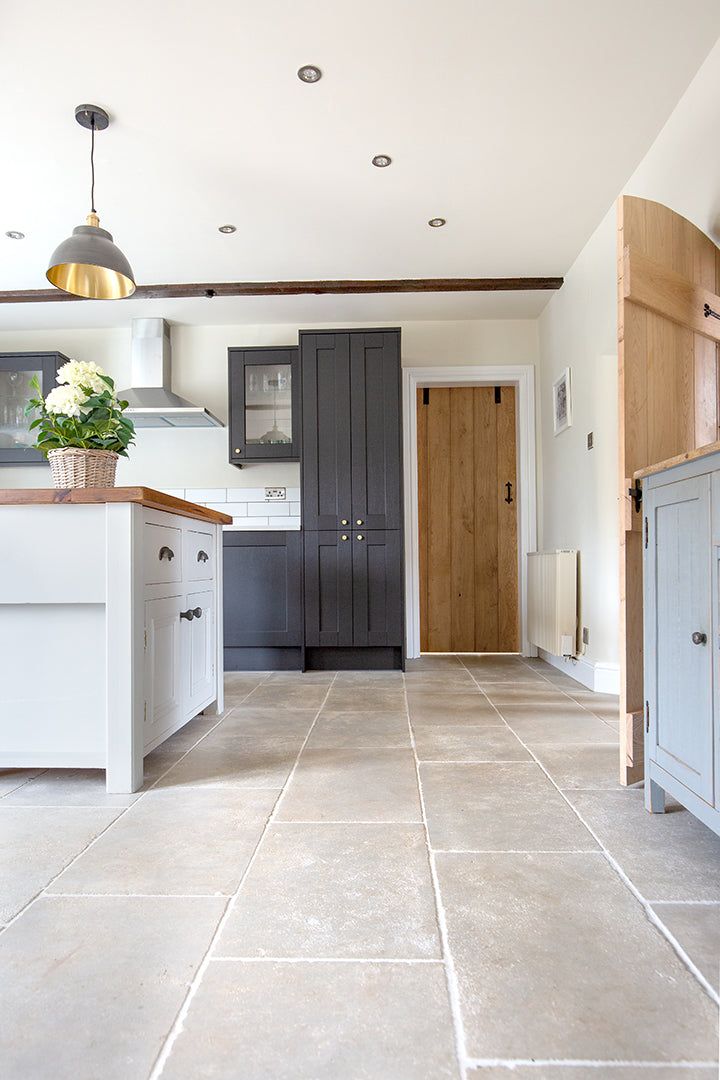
0,276,563,304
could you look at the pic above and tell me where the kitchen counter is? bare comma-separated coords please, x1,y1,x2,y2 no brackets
0,486,233,526
0,492,226,792
634,440,720,480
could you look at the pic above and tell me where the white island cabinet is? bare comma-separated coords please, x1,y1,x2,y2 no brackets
0,488,231,792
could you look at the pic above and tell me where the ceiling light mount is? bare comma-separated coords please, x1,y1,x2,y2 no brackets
372,155,392,168
297,64,322,83
218,224,237,234
5,231,25,240
428,218,447,228
46,103,135,300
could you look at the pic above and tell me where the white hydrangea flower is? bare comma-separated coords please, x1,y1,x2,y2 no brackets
44,384,92,418
56,360,109,395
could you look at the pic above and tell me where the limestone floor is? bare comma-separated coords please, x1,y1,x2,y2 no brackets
1,655,718,1079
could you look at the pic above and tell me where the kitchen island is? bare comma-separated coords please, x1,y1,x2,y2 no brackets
0,488,232,792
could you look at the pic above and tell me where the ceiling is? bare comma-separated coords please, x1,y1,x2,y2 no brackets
2,0,719,328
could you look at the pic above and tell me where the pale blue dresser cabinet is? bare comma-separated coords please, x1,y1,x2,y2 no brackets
641,445,720,836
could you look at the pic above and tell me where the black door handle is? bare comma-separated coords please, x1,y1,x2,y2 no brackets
159,546,175,561
692,631,707,645
180,609,195,621
504,482,513,504
197,550,209,563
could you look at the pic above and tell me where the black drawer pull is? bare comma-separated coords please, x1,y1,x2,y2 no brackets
159,546,175,562
180,609,194,621
197,550,209,562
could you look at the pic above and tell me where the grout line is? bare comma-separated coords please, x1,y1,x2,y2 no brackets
645,899,720,906
0,769,49,801
210,956,445,964
432,849,603,855
403,674,469,1080
45,892,231,899
0,675,273,939
268,819,423,825
457,656,720,1010
147,671,340,1080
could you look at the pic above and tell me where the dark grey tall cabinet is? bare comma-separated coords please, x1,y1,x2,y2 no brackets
301,329,404,669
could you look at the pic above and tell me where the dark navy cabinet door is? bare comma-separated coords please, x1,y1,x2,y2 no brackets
350,331,402,529
223,532,303,647
303,531,353,647
228,347,300,464
352,530,403,646
301,333,352,529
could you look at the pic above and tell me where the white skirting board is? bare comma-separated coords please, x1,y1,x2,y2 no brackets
538,648,620,695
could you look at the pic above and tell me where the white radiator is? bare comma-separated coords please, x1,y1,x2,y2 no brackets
527,550,578,657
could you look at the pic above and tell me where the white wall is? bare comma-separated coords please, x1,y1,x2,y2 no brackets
0,318,538,490
537,38,720,680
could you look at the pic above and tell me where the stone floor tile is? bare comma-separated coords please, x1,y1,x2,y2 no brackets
404,670,478,690
0,807,120,923
421,762,594,851
436,851,718,1061
215,706,317,738
405,654,464,671
0,895,225,1080
412,725,531,763
503,710,619,745
243,682,332,710
0,769,45,797
305,712,410,749
2,769,141,807
652,903,720,993
276,749,421,822
217,823,440,958
481,682,573,704
332,671,405,686
156,738,302,790
407,691,500,726
470,1068,717,1079
568,790,720,901
323,687,406,713
531,743,623,789
51,788,277,896
162,960,458,1080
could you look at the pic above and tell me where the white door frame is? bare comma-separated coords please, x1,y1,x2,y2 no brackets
402,364,537,658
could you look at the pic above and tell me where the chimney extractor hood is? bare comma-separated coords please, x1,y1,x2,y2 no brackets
119,318,223,428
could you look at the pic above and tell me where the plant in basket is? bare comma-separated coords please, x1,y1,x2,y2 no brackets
25,360,135,488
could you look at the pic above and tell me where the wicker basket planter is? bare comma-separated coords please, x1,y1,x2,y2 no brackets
48,448,119,489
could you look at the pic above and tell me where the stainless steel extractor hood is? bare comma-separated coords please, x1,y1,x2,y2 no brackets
119,318,223,428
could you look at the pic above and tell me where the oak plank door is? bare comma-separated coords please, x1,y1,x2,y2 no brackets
418,385,519,652
618,196,720,784
304,531,354,647
300,333,352,530
644,475,714,803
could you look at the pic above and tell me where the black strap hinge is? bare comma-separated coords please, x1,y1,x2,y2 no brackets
628,484,642,513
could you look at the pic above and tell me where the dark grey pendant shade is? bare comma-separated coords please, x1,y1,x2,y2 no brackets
47,216,136,300
47,104,136,300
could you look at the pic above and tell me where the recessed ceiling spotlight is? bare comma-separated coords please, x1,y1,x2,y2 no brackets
297,64,322,83
372,155,392,168
5,230,25,240
218,224,237,234
428,218,447,228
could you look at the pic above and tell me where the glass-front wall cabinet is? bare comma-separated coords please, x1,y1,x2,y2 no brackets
0,353,65,465
228,347,300,463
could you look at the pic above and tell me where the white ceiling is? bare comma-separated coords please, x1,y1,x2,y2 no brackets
2,0,719,329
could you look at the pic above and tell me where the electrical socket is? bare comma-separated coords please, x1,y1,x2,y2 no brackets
264,487,286,501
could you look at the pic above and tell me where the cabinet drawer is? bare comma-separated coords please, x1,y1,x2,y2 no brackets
144,523,182,584
184,529,214,581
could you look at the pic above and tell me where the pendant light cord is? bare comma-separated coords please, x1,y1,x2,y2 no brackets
90,114,96,214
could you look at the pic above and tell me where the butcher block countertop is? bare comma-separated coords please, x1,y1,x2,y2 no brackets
634,440,720,480
0,487,233,526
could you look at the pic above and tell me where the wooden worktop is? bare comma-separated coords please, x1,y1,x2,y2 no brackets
634,441,720,480
0,487,233,525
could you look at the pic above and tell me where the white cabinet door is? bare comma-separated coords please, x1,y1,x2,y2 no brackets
185,589,215,718
145,595,182,749
646,474,714,803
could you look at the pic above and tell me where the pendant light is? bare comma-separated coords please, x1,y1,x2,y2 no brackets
47,105,135,300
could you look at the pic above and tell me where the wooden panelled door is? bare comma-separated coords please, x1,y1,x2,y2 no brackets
417,386,519,652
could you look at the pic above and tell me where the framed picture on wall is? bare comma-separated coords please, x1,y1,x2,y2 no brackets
552,367,572,436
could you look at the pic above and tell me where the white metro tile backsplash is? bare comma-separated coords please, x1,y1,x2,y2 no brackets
162,488,302,530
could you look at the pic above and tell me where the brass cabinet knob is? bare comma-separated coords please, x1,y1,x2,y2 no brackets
234,448,241,454
340,534,348,541
341,519,349,526
356,519,363,525
356,533,364,541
